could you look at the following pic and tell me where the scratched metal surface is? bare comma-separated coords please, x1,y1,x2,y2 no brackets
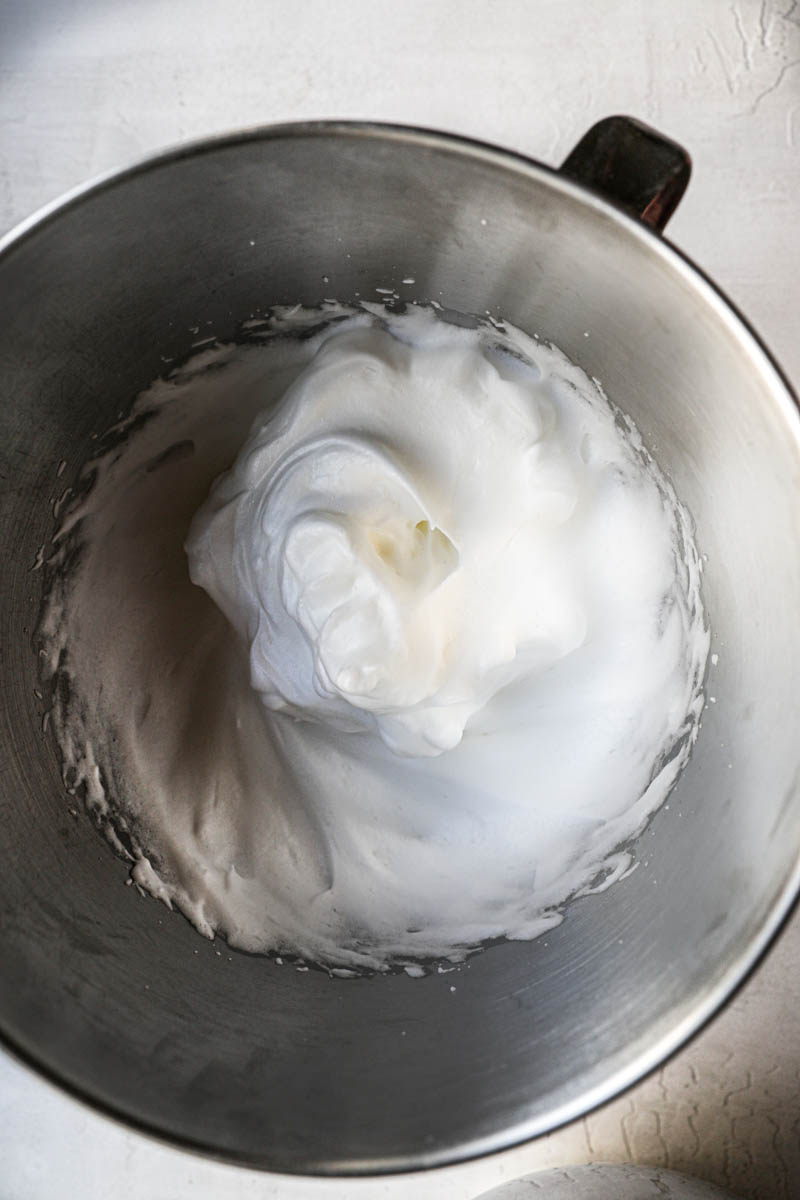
1,3,799,1198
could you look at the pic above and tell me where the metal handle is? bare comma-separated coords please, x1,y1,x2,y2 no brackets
560,115,691,232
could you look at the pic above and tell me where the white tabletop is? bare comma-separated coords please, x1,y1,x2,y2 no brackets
2,3,800,1197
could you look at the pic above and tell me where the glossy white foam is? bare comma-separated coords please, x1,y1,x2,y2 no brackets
41,304,709,971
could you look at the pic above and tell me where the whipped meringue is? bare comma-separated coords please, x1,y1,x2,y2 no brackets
40,304,709,971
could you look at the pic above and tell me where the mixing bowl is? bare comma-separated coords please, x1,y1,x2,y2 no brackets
1,116,799,1174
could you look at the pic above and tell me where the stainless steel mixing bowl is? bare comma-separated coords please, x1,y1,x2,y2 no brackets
1,117,799,1174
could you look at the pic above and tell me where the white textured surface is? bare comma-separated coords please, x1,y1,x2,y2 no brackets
1,2,800,1198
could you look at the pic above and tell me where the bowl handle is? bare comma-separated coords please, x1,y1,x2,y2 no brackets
560,115,691,232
